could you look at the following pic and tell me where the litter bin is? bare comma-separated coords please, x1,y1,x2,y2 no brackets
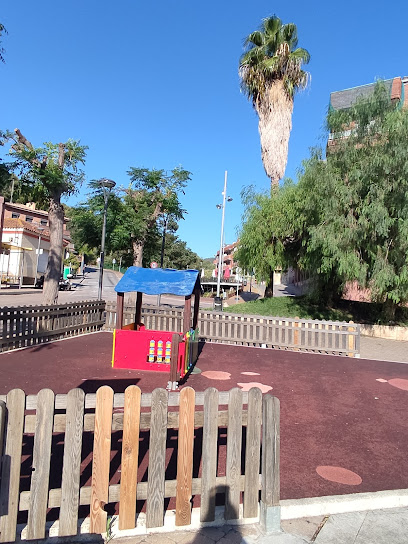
214,296,223,311
63,266,71,280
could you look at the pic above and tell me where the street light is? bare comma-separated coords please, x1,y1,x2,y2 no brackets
97,178,116,300
214,171,233,311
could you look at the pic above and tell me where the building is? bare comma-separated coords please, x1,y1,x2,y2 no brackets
213,241,239,279
327,76,408,149
0,198,71,286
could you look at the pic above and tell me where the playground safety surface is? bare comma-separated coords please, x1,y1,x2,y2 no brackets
1,331,407,502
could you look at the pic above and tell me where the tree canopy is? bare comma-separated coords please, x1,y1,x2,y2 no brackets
68,168,200,271
125,166,191,266
236,181,302,296
6,129,87,303
236,82,408,318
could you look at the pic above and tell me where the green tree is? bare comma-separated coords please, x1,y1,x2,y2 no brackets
125,166,191,266
239,15,310,187
298,83,408,316
236,182,302,297
152,232,201,270
7,129,87,304
68,184,130,257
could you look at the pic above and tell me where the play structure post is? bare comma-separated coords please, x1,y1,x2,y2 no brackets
193,286,200,330
117,293,124,329
169,333,181,388
183,295,191,333
135,292,143,326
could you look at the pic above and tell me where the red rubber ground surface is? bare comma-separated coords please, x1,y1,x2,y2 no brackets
1,331,407,501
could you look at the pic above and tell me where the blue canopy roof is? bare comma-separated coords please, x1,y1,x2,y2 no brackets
114,267,200,296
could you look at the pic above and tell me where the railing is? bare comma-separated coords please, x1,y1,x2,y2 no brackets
105,302,360,357
0,386,279,541
0,300,105,352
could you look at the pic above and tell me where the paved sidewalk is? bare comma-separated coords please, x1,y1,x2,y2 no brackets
360,335,408,363
103,506,408,543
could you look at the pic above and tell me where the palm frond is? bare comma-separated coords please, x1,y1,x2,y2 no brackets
244,30,264,48
281,23,298,49
262,16,281,37
291,47,310,64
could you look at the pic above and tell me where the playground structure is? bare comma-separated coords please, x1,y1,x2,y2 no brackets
112,267,201,389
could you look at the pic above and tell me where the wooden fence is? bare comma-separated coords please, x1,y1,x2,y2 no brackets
0,300,105,352
0,386,279,541
105,302,360,357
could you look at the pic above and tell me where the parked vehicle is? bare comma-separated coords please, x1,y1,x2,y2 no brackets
35,275,72,290
59,276,72,291
35,275,44,289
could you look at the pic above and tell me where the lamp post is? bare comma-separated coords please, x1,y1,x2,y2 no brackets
214,171,232,311
98,178,116,300
34,226,45,286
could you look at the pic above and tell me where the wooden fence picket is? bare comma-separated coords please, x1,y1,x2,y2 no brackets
261,395,280,507
146,388,168,529
27,389,55,540
200,387,219,522
175,387,195,526
0,389,25,543
119,385,141,530
243,387,262,518
225,388,243,520
59,388,85,537
90,386,114,534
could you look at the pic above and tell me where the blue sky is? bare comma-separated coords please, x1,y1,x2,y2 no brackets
1,1,408,259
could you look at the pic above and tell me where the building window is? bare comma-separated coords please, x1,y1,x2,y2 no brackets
11,213,20,219
40,220,47,226
25,216,33,223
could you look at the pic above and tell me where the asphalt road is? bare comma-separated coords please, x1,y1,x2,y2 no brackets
0,267,214,308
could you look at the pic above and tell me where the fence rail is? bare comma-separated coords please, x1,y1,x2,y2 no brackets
0,386,279,541
105,302,360,357
0,300,105,352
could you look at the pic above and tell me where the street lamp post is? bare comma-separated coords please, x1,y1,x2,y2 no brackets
214,171,232,311
98,178,116,301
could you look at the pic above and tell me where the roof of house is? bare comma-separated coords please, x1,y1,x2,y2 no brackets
3,217,50,236
3,218,70,245
4,201,69,221
330,78,396,111
115,267,201,296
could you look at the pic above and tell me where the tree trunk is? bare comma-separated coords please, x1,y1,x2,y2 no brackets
264,269,274,298
383,298,397,322
133,239,144,267
256,79,294,188
42,195,64,305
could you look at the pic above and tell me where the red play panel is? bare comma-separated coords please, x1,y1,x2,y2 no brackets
113,329,175,372
1,331,408,501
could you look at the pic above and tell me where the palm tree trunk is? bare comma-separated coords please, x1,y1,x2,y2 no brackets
43,195,64,305
256,79,294,187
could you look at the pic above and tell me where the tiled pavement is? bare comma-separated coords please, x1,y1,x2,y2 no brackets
107,507,408,543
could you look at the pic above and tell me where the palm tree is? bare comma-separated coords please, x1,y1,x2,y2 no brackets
240,16,310,187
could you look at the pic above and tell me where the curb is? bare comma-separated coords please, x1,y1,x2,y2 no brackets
281,488,408,520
